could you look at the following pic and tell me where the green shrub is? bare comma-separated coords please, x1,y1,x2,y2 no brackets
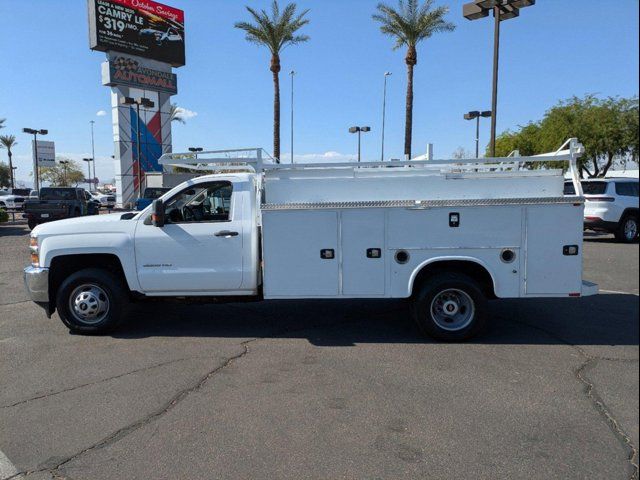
0,208,8,223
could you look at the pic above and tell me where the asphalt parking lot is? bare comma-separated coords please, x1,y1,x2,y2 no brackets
0,222,638,480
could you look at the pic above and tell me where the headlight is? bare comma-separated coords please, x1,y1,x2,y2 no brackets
29,236,39,267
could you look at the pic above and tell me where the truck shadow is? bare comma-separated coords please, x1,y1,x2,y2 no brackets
113,293,639,347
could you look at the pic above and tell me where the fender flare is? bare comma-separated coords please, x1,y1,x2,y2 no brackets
407,255,498,297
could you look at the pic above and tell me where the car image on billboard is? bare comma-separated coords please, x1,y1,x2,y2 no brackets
88,0,185,67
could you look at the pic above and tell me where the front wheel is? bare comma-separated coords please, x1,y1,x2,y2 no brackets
615,215,638,243
412,273,487,341
27,219,37,230
56,268,129,334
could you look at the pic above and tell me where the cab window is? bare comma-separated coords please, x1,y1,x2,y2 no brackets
163,182,232,224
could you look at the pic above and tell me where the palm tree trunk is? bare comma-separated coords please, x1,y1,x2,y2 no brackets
404,46,417,160
8,150,14,188
271,54,281,162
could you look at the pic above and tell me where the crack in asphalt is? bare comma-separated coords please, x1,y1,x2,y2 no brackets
1,357,195,409
576,358,639,480
504,317,639,480
14,343,252,479
8,315,363,479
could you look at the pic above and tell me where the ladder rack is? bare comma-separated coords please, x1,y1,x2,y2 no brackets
158,139,585,196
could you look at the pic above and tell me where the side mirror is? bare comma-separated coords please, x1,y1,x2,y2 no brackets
151,199,165,227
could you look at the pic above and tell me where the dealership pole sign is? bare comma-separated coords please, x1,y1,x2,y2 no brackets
88,0,184,207
103,55,177,94
88,0,185,66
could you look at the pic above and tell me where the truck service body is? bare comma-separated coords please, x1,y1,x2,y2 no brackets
24,140,597,340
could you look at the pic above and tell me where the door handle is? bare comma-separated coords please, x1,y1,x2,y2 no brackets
215,230,239,237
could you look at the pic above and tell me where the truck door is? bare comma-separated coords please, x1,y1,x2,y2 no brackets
134,181,244,293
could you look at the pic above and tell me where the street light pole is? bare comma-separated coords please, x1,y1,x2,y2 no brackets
490,6,501,158
22,128,48,191
59,160,69,186
82,158,92,188
90,120,96,191
349,126,371,163
464,110,492,158
463,0,535,157
121,97,154,199
290,70,295,164
381,72,392,162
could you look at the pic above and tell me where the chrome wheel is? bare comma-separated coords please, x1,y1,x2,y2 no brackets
624,218,637,241
68,284,110,325
430,288,475,332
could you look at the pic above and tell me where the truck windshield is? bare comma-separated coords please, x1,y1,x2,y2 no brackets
144,188,170,199
40,189,77,201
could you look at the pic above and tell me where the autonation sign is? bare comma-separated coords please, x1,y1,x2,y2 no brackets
88,0,185,67
103,55,177,94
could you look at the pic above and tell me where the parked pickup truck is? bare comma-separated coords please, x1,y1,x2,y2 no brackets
23,187,99,230
24,142,598,341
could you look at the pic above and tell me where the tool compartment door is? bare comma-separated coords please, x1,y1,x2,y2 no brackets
262,210,339,297
341,209,385,295
525,204,583,295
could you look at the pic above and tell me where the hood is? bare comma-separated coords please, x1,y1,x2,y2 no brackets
32,212,138,237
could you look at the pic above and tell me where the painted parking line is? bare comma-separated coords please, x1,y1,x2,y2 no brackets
0,449,18,480
600,289,640,296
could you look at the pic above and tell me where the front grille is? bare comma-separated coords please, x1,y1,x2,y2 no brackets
107,196,116,202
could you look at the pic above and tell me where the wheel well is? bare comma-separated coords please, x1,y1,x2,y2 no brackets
411,260,496,299
621,208,639,221
49,254,129,303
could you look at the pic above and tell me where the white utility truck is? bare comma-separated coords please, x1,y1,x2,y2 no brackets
24,139,598,340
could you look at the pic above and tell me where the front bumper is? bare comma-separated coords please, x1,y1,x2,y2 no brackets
24,266,49,302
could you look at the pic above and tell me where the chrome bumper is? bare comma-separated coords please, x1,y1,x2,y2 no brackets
24,266,49,303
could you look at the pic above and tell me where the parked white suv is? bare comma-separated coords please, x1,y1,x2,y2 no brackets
565,178,639,243
0,189,26,210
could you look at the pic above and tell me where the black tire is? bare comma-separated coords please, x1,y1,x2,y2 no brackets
615,215,638,243
27,219,37,230
56,268,129,334
412,273,487,342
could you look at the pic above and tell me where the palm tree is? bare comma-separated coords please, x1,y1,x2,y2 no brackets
0,135,17,188
170,103,186,124
0,118,5,129
373,0,455,159
235,1,310,162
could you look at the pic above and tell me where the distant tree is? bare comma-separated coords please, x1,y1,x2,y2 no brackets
493,122,542,158
39,158,85,187
373,0,455,159
0,135,18,188
235,0,310,162
491,95,639,178
170,104,186,124
0,118,5,129
451,147,473,160
0,163,10,188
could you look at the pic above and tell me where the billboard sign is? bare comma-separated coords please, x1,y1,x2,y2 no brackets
33,141,55,167
103,55,178,94
88,0,185,67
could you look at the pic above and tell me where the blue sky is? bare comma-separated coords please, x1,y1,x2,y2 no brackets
0,0,638,185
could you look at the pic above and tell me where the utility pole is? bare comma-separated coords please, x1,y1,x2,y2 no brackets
290,70,295,164
381,72,392,161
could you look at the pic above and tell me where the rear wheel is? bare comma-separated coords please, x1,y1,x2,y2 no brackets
615,215,638,243
412,273,487,341
27,219,37,230
56,268,129,334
